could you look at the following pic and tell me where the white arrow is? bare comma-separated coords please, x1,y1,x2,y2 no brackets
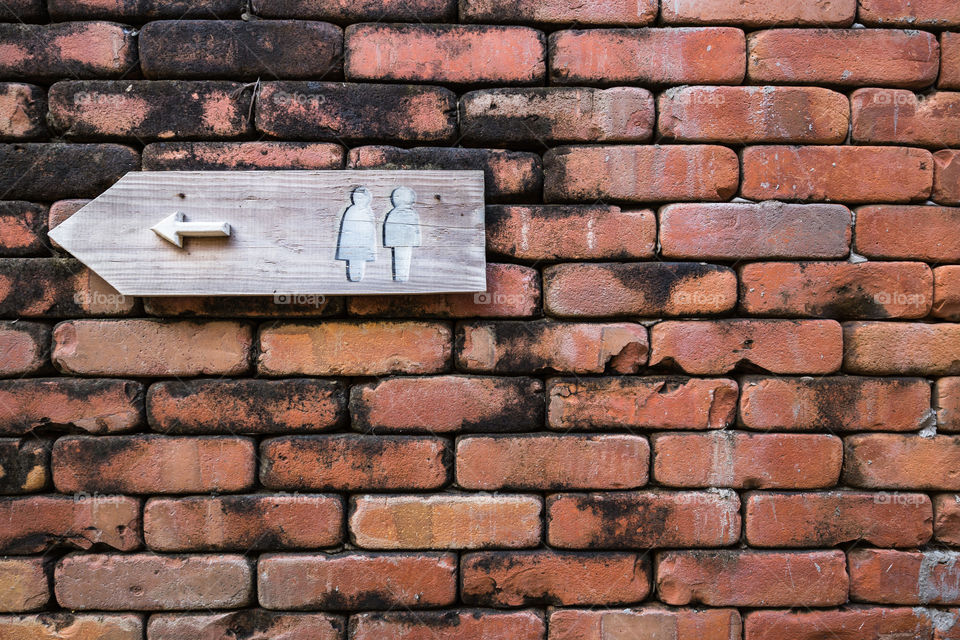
151,212,231,248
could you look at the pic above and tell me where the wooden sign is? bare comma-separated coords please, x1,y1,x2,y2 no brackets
49,171,487,296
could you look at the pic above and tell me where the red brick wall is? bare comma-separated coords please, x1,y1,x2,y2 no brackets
1,1,960,639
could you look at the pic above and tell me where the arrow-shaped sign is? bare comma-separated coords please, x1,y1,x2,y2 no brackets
151,212,231,248
48,170,486,296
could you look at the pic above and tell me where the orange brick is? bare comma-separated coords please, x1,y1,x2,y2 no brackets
545,145,739,203
741,146,933,203
549,608,741,640
350,494,542,549
850,549,960,605
935,494,960,544
933,149,960,204
0,614,142,640
0,83,46,140
550,28,745,85
843,322,960,375
746,491,932,547
744,608,940,640
0,23,136,80
0,495,140,554
657,550,848,607
938,378,960,431
649,319,843,375
460,0,657,25
0,321,48,377
0,201,46,257
943,32,960,89
853,90,960,147
147,612,342,640
258,321,450,376
844,434,960,490
855,206,960,262
345,24,544,85
351,610,544,640
0,557,48,612
456,435,649,490
935,267,960,320
547,492,740,549
859,0,960,27
661,0,854,26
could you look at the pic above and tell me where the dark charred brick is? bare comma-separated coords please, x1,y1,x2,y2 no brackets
0,438,50,493
142,141,344,170
147,378,346,434
253,0,453,22
347,146,541,203
0,202,47,257
0,83,46,140
140,20,342,80
49,81,253,141
143,294,343,317
0,143,139,200
0,378,145,435
0,22,136,80
351,610,545,640
0,0,44,21
0,258,135,318
256,82,456,144
48,0,242,21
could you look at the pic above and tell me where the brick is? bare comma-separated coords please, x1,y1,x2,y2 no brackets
654,432,841,489
486,205,656,261
845,434,960,490
260,435,449,491
859,0,960,27
660,202,851,260
740,261,933,319
52,435,255,494
0,143,138,200
461,551,649,606
48,0,242,20
461,87,653,144
746,491,932,548
739,376,932,432
257,82,457,143
258,552,456,609
50,81,252,141
741,146,933,203
350,375,543,434
351,610,544,640
660,86,848,144
47,200,87,249
657,550,848,607
0,83,46,140
549,608,741,640
0,0,43,21
855,205,960,262
55,553,252,610
347,264,540,318
461,0,656,25
543,263,736,318
547,377,738,431
545,145,738,203
744,608,941,640
253,0,453,21
0,379,142,435
0,614,142,640
345,24,544,85
53,320,251,377
547,492,740,549
939,378,960,431
350,494,541,549
0,495,140,553
748,29,939,88
936,494,960,544
148,612,342,640
0,558,47,611
934,150,960,204
662,0,855,26
347,146,541,203
0,202,46,257
258,321,450,376
144,495,342,551
147,378,345,434
0,259,134,318
0,438,49,493
650,320,843,375
943,32,960,89
853,90,960,148
0,23,136,80
843,322,960,375
850,549,960,605
141,20,341,80
0,321,47,377
456,320,648,374
457,435,649,490
550,28,745,86
144,295,343,318
143,141,344,170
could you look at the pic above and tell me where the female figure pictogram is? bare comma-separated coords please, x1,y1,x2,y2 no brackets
383,186,421,282
336,186,377,282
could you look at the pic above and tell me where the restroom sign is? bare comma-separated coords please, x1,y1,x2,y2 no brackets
49,170,487,296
